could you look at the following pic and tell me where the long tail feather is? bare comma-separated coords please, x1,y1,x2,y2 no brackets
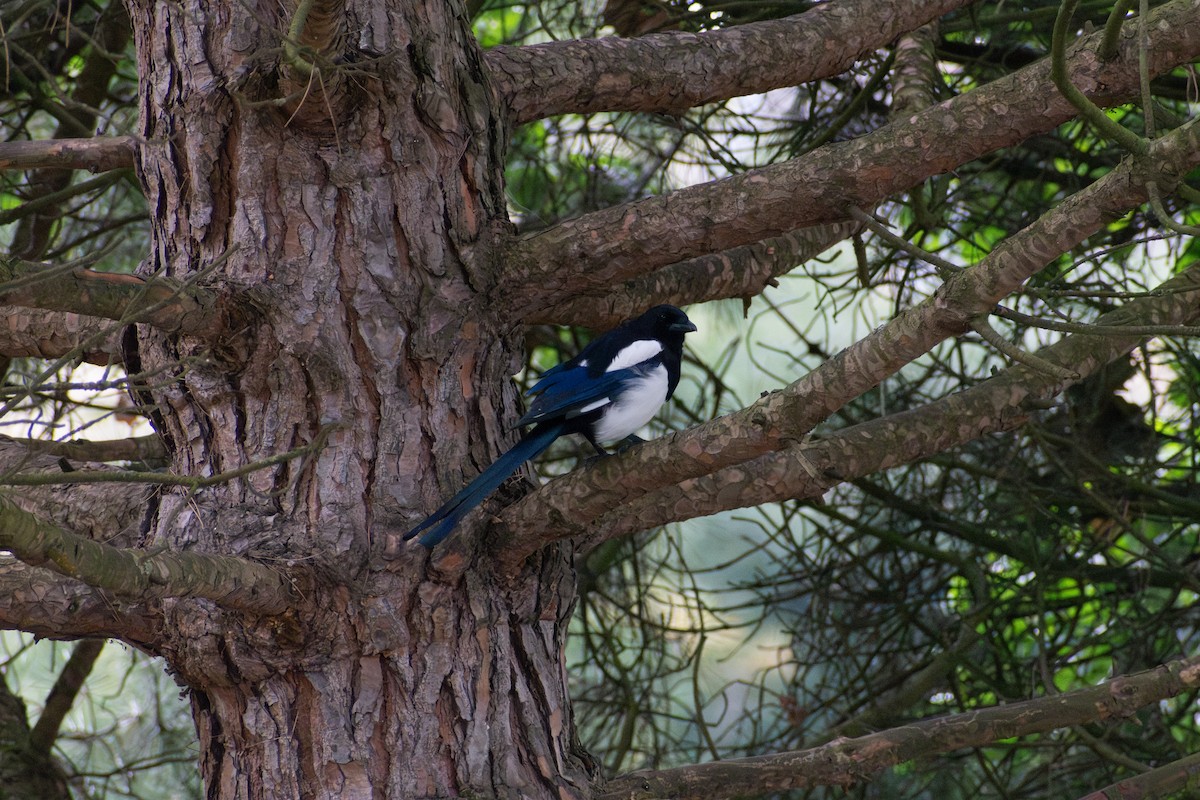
404,422,565,548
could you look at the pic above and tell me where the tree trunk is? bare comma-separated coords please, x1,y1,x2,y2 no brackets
125,1,591,796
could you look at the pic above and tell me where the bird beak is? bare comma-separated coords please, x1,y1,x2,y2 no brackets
669,320,698,334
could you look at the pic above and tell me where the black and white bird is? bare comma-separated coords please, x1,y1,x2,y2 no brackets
405,305,697,548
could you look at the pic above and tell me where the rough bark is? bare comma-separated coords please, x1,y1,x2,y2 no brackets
486,0,972,124
0,559,157,643
0,256,234,337
122,0,590,797
0,444,151,548
0,308,123,364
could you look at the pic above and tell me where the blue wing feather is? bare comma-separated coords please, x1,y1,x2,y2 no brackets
516,365,640,427
409,305,694,548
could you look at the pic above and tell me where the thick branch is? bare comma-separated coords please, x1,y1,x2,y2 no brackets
486,0,971,126
0,442,150,549
597,656,1200,800
497,116,1200,554
0,497,301,616
0,307,123,364
0,136,136,173
0,559,157,643
499,0,1200,313
528,222,861,327
0,257,231,338
580,263,1200,546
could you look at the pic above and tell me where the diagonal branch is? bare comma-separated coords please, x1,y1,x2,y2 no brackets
496,115,1200,556
27,639,105,754
528,222,862,328
498,0,1200,315
485,0,972,126
597,655,1200,800
1074,750,1200,800
573,262,1200,550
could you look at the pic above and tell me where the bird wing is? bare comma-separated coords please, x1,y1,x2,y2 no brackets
515,363,644,427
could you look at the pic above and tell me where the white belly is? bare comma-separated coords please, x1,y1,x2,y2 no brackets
592,364,668,443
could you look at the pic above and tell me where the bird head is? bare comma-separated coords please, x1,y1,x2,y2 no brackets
642,304,698,340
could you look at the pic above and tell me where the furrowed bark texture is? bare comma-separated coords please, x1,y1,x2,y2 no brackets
486,0,972,124
0,308,123,363
125,1,588,797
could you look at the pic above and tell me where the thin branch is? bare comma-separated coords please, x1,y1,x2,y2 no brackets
499,0,1200,316
283,0,320,77
0,498,301,616
847,207,960,276
0,136,136,173
1051,0,1146,154
1099,0,1138,61
0,171,129,227
970,315,1078,381
994,303,1200,337
597,656,1200,800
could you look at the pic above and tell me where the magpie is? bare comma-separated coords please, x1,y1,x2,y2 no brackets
405,305,697,548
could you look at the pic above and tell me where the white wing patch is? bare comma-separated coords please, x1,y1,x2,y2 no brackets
606,340,663,372
593,364,669,443
577,397,611,414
